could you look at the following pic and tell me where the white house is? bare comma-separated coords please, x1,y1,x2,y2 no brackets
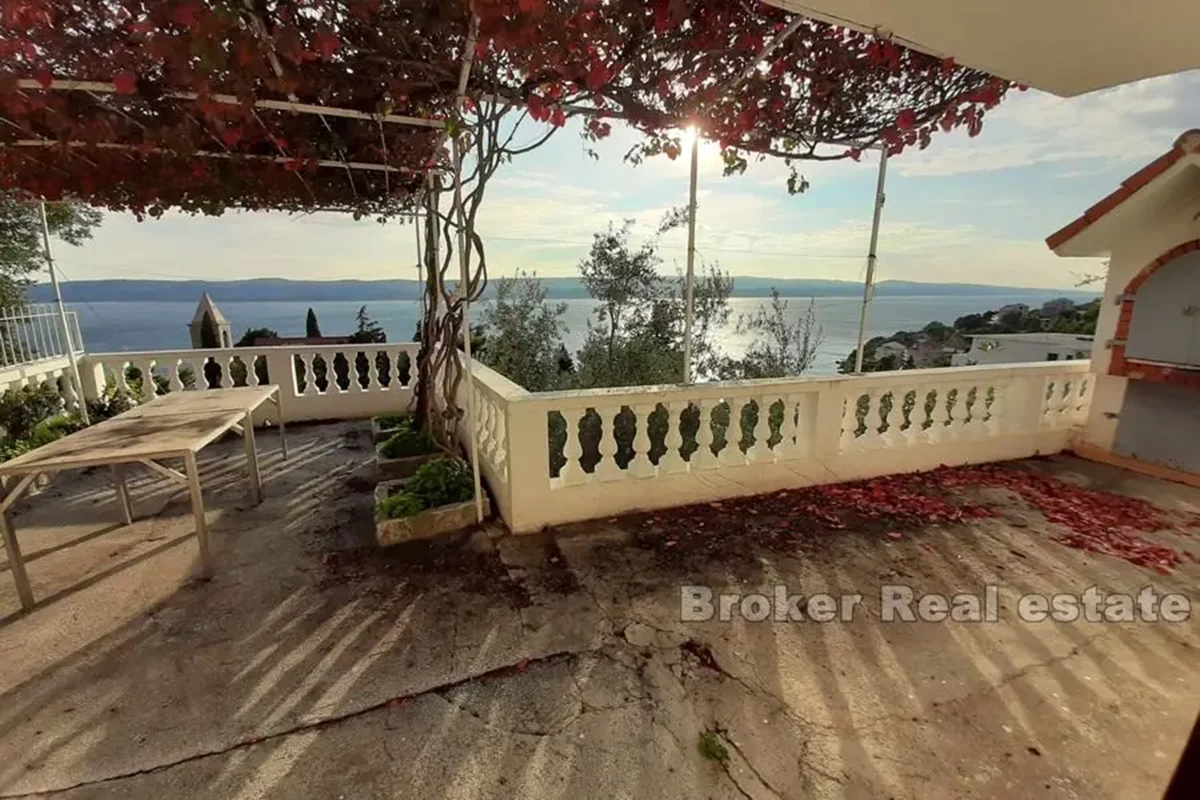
1047,129,1200,481
950,333,1094,367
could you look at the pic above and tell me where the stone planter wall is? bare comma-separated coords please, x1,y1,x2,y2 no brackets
373,479,491,546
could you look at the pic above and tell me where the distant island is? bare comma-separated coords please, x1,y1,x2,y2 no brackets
28,277,1102,304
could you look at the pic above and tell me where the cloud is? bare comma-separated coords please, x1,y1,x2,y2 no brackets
896,71,1199,177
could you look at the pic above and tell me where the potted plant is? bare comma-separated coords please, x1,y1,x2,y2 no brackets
374,457,490,545
375,423,439,479
370,413,410,444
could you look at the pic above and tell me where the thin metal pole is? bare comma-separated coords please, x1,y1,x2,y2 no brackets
853,148,889,374
39,203,90,423
681,131,700,384
451,135,484,525
414,208,425,324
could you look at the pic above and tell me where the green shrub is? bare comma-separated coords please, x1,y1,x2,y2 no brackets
87,385,137,421
376,489,426,519
377,426,436,459
0,438,33,463
29,414,86,447
406,458,474,509
0,384,64,441
375,414,409,430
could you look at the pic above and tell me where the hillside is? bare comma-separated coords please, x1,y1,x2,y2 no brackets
27,277,1101,303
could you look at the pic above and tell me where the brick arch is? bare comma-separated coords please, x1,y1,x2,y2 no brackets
1110,238,1200,380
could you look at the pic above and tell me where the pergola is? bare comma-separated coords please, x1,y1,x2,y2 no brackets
0,0,1018,519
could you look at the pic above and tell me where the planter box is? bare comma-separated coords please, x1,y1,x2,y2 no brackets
375,450,439,480
373,479,491,546
371,415,409,444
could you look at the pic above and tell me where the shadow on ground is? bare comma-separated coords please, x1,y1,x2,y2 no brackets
1,422,1198,799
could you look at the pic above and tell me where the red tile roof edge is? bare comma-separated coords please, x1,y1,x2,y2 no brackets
1045,129,1200,252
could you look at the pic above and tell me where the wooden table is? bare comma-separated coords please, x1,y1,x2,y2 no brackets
0,386,285,612
116,385,287,459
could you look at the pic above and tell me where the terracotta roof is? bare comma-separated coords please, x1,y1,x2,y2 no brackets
1046,129,1200,251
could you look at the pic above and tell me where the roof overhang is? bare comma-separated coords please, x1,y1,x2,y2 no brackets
763,0,1200,97
1046,132,1200,257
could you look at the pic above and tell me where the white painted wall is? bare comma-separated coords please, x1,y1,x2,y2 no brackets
1080,202,1200,451
951,334,1093,367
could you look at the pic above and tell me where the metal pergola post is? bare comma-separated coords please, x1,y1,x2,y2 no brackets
681,131,700,385
853,147,890,374
39,202,90,424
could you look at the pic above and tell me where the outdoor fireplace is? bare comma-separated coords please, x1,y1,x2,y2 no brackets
1048,130,1200,478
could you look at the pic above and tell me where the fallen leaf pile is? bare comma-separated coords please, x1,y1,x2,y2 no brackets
635,464,1197,574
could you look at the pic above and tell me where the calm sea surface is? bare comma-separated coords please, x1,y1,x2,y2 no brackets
69,293,1076,377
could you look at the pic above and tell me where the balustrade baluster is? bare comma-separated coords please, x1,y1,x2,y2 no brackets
662,401,687,473
365,350,379,392
596,405,624,480
752,395,772,462
630,403,656,477
560,408,586,485
839,393,857,452
694,400,718,470
778,395,800,459
721,398,749,466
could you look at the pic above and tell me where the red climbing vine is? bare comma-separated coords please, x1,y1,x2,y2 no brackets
1,0,1011,217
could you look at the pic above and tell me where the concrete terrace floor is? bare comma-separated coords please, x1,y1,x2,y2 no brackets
0,421,1198,800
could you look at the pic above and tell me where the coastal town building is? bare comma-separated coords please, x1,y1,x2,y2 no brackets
950,333,1094,367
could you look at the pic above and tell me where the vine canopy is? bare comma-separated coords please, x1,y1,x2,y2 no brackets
0,0,1012,217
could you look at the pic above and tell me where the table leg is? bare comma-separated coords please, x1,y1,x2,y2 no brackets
184,452,213,579
273,392,288,460
242,411,263,505
0,508,34,612
110,465,134,525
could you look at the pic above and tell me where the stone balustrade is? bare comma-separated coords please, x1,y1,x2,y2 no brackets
45,345,1091,534
477,360,1092,532
80,343,421,423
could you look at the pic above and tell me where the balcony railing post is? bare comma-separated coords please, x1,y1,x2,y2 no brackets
1007,375,1046,435
75,355,106,403
503,398,548,532
262,348,299,423
812,380,845,458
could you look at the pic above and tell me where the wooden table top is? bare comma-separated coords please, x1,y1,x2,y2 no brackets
0,410,246,475
116,385,280,418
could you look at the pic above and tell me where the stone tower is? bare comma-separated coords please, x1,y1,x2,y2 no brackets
189,292,232,349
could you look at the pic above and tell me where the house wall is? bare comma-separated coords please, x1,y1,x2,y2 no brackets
1081,206,1200,452
951,336,1091,366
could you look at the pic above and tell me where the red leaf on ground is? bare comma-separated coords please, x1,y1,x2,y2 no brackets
112,71,137,94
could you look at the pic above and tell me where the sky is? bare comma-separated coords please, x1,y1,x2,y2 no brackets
47,69,1200,292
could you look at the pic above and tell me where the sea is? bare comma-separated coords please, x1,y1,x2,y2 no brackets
68,293,1080,377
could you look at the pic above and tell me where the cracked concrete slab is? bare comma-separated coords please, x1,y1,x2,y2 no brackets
1,424,1198,799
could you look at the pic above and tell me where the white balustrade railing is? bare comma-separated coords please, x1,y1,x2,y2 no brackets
0,356,82,413
80,343,421,423
68,344,1093,534
480,360,1092,533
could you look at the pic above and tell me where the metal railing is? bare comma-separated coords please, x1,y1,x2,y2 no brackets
0,304,84,368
